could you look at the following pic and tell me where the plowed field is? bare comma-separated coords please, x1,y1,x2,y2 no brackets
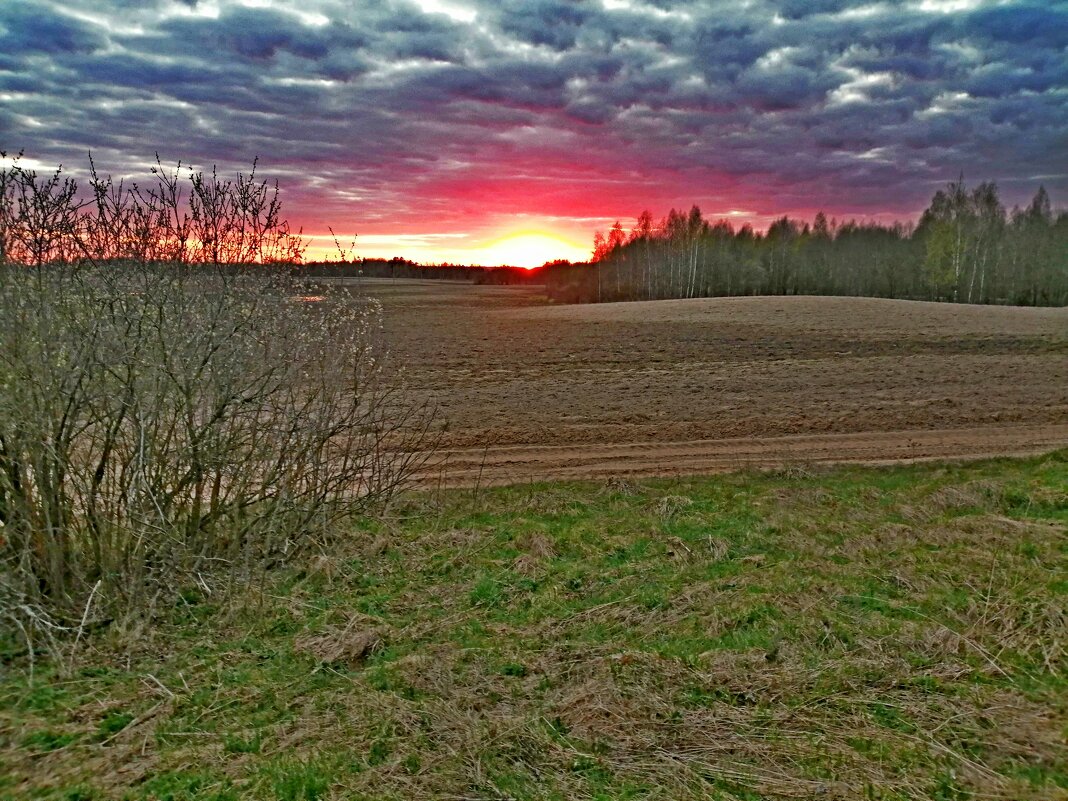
336,279,1068,484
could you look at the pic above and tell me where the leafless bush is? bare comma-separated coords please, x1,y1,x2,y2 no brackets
0,153,84,266
0,151,305,266
0,240,429,660
0,152,434,657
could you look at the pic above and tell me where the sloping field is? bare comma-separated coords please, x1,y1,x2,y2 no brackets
348,280,1068,484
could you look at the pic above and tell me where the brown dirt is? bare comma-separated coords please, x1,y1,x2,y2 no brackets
327,279,1068,484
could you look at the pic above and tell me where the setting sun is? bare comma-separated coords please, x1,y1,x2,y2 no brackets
478,231,589,268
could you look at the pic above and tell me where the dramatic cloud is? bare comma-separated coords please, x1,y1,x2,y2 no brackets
2,0,1066,261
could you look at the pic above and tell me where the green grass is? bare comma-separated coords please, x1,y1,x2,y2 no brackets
2,453,1066,800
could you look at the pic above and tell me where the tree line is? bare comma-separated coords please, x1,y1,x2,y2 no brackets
4,152,1063,307
304,257,545,285
553,179,1067,306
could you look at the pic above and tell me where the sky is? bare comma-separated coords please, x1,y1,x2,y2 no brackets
2,0,1066,265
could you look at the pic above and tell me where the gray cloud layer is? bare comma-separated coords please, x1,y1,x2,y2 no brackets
2,0,1066,236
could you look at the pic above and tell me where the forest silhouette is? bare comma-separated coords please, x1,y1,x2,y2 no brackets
564,180,1067,306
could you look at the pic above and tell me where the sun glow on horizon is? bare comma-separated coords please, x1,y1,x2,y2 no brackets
301,226,593,267
478,231,590,268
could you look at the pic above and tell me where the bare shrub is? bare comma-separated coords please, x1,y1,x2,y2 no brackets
0,150,304,266
0,261,432,649
0,153,84,266
0,152,431,654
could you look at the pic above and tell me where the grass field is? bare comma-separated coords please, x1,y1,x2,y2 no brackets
3,453,1065,800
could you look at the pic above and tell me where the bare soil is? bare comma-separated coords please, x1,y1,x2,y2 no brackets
334,279,1068,483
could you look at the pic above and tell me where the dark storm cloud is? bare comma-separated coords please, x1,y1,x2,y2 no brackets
484,0,597,51
3,0,1067,233
0,4,106,54
157,8,332,61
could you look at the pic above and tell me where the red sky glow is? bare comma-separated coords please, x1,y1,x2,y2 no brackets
4,0,1066,266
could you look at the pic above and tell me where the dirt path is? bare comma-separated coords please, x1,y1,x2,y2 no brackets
410,423,1068,486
